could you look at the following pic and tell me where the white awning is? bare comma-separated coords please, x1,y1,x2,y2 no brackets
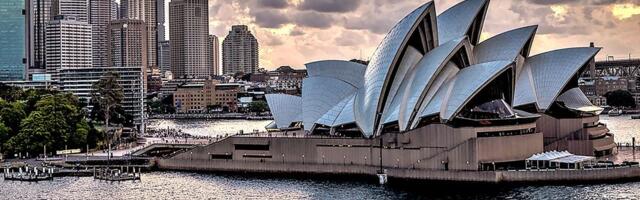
526,150,596,164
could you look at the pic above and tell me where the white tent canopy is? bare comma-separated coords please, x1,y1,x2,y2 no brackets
526,150,596,164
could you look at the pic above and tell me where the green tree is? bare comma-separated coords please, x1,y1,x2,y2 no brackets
248,101,269,113
90,72,124,132
0,100,26,134
6,111,61,155
0,122,9,149
605,90,636,108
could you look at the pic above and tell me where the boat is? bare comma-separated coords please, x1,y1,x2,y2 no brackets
632,115,640,119
608,108,623,116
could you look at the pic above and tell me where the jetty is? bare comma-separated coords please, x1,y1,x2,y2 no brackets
93,167,141,181
3,166,54,182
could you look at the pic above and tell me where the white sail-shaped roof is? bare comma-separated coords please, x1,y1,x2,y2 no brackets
514,47,600,110
315,93,357,127
437,0,489,45
302,77,357,131
354,2,436,137
305,60,367,88
381,38,469,130
440,60,513,121
266,94,302,129
556,88,604,114
474,25,537,63
382,46,423,111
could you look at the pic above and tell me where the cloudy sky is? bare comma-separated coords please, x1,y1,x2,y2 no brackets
199,0,640,70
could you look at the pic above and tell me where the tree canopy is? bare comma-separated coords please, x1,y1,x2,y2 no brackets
0,87,102,157
605,90,636,108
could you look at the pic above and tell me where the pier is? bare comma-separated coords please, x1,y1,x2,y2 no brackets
93,167,141,182
3,166,54,182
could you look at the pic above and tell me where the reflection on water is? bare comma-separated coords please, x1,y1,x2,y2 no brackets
146,119,271,137
600,115,640,143
2,171,640,199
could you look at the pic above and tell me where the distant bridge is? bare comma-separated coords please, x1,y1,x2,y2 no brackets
584,58,640,78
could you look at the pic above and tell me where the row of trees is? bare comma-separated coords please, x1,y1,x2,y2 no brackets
0,72,127,158
0,87,104,157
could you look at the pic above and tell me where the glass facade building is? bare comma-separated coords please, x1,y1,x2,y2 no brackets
0,0,26,81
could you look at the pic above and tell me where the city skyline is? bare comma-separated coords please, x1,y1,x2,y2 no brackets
198,0,640,69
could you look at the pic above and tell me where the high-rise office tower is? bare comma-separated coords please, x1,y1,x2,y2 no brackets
0,0,27,81
222,25,259,75
51,0,89,22
209,35,219,76
169,0,210,79
156,0,165,42
144,0,156,69
89,0,111,68
110,0,118,20
158,40,170,74
30,0,52,74
45,15,92,81
108,19,147,69
120,0,156,69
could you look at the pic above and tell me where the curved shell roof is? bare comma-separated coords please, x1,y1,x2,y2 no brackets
302,77,358,131
382,46,423,111
315,93,357,127
474,25,537,63
437,0,488,45
556,88,603,114
514,47,600,110
354,2,435,137
439,60,513,121
266,94,302,129
305,60,367,88
382,38,469,130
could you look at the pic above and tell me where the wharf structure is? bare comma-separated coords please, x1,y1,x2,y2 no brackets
158,0,629,183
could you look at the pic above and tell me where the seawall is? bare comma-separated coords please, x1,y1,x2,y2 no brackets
157,158,640,183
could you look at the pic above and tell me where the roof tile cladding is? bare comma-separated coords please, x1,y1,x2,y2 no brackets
316,93,357,127
474,25,538,63
305,60,366,88
265,94,302,128
514,47,600,110
354,2,434,137
302,77,357,131
437,0,488,45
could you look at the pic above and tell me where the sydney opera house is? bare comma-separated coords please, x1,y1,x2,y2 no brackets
161,0,618,177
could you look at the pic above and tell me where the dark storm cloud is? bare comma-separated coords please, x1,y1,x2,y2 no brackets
256,0,290,9
298,0,362,13
292,11,334,29
251,10,290,28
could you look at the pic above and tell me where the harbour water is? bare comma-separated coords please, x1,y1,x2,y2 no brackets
2,117,639,199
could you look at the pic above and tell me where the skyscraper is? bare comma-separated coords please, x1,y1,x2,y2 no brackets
156,0,165,42
45,15,92,81
169,0,210,79
30,0,52,74
108,19,147,69
158,40,170,74
89,0,111,68
144,0,157,69
119,0,144,20
0,0,27,81
222,25,258,75
110,0,118,20
209,35,220,76
120,0,156,69
51,0,89,22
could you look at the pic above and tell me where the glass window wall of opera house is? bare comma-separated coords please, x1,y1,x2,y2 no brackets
168,0,616,172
